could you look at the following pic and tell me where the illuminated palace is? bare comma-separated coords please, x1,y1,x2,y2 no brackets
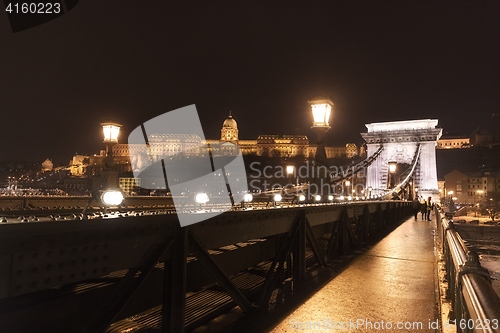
69,114,360,177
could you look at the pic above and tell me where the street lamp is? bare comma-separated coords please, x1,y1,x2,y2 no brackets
476,190,484,217
309,97,333,166
273,194,283,207
241,193,253,209
92,121,123,195
102,122,121,144
195,192,209,204
243,193,253,203
388,161,397,189
286,165,297,186
101,122,122,168
101,189,124,206
447,190,455,212
345,180,351,197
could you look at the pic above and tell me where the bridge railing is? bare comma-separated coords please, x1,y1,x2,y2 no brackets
436,208,500,333
0,201,411,333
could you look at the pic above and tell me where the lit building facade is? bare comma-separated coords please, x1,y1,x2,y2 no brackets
69,114,359,188
437,135,470,149
110,113,358,161
41,159,53,172
444,170,500,203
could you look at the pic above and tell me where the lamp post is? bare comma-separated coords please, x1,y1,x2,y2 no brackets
447,190,454,212
345,180,351,200
101,122,122,169
241,193,253,209
309,97,333,167
95,122,122,191
83,122,124,216
476,190,484,217
308,97,333,202
286,165,296,185
388,161,397,189
447,190,453,203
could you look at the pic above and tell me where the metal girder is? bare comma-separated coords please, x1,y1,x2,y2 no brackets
338,208,350,255
357,205,370,242
163,224,187,333
82,226,175,333
344,209,359,250
292,213,306,282
326,207,358,260
0,215,177,299
372,203,384,234
188,232,255,314
326,218,341,261
259,211,305,307
304,217,326,267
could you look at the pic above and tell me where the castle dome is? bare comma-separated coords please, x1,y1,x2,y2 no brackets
222,112,238,129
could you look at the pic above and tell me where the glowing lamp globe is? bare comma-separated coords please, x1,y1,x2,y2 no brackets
388,161,397,174
308,97,333,129
101,190,124,206
195,193,209,204
101,122,122,144
243,193,253,202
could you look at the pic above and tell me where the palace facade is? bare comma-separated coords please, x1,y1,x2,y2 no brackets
69,114,360,177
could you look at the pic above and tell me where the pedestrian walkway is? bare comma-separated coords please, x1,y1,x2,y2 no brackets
271,215,438,332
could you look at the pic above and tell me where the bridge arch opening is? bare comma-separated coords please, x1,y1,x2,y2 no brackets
361,119,442,201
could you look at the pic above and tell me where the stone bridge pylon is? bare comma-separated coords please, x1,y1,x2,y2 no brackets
361,119,442,201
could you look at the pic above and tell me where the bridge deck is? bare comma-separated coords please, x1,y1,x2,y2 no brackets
268,215,438,332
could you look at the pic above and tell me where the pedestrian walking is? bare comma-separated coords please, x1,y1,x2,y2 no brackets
420,196,427,220
426,196,434,221
412,197,420,219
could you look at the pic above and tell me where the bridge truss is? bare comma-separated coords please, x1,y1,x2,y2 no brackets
0,202,411,333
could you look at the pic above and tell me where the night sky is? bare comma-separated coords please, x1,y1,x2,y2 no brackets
1,1,500,165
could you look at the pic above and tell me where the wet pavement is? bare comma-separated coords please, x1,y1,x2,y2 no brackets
270,215,438,333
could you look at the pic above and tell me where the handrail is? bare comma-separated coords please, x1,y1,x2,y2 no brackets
436,208,500,333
